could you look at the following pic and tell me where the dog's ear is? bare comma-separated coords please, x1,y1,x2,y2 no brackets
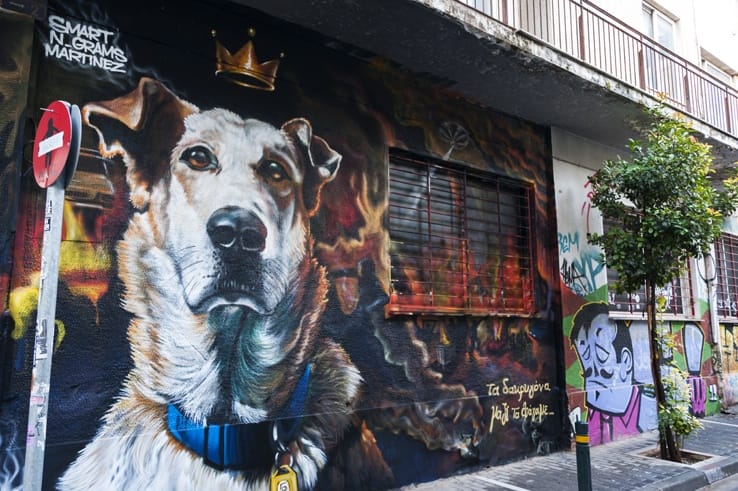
282,118,341,216
82,77,197,209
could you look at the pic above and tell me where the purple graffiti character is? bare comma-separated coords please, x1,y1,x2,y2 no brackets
688,376,707,417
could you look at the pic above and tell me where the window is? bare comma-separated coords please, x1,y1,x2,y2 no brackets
702,59,733,85
603,219,694,316
715,233,738,319
641,4,682,99
696,54,734,123
642,5,675,50
606,264,694,316
387,149,534,316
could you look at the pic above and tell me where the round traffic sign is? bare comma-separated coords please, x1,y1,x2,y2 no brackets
33,100,73,188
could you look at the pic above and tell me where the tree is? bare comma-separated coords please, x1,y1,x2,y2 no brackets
588,102,738,462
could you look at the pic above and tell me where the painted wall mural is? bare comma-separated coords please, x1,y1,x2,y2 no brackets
556,166,719,444
0,14,34,490
564,301,718,443
568,303,658,444
720,324,738,405
0,0,565,489
553,162,606,299
0,11,34,346
719,216,738,406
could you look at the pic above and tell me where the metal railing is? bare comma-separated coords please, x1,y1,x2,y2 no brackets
457,0,738,138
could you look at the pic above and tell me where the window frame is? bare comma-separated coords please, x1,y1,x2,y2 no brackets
386,149,536,317
640,3,682,99
715,232,738,320
642,4,676,51
702,59,733,85
602,217,697,319
606,262,696,319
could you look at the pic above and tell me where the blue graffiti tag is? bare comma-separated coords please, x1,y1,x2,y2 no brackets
558,232,580,254
560,251,604,296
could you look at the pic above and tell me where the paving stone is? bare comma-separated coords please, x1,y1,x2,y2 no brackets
399,409,738,491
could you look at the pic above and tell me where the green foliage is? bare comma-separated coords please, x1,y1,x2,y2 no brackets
656,321,702,446
658,370,702,448
589,102,736,458
588,104,738,294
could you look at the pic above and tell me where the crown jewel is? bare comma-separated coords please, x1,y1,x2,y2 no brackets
213,29,281,91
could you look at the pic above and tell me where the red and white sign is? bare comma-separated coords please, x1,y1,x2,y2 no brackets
33,100,73,188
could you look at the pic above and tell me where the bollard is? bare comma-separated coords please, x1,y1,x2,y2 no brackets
575,421,592,491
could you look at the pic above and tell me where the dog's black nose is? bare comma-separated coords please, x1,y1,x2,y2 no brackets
207,207,267,252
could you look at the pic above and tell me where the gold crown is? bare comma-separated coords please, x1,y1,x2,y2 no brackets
213,29,281,91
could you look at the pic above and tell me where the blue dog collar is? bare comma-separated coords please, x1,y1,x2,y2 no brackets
167,363,311,470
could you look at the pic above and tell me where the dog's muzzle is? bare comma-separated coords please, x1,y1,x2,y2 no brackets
207,206,267,253
197,206,269,312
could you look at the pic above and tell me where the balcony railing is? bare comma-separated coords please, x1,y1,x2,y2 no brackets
457,0,738,138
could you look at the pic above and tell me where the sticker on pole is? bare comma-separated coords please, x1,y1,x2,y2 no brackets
33,100,74,188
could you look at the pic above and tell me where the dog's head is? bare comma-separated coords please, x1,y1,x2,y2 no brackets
83,78,340,315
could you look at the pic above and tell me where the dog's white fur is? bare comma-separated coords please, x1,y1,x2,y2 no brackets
59,78,364,490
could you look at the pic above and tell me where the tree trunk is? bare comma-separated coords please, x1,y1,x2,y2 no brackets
646,280,681,462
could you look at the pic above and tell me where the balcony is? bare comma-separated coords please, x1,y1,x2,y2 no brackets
459,0,738,141
237,0,738,166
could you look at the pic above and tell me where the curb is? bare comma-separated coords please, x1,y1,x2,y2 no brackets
695,455,738,485
631,454,738,491
645,469,709,491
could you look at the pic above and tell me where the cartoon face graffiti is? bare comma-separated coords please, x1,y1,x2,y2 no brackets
571,303,633,414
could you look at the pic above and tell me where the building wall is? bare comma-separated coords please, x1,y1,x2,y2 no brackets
0,12,34,483
587,0,642,29
694,0,738,83
719,216,738,405
0,9,34,342
720,323,738,405
552,128,720,446
0,0,566,488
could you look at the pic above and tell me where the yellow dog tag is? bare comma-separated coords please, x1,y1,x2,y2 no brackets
270,464,298,491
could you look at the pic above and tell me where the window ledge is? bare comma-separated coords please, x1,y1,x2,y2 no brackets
385,304,534,318
607,311,700,322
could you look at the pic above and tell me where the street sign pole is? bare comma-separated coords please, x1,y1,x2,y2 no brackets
23,101,80,491
23,177,66,491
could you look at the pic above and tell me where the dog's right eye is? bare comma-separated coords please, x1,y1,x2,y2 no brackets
258,160,289,182
181,146,218,171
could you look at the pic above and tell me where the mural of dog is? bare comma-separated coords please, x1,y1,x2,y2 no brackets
59,77,391,490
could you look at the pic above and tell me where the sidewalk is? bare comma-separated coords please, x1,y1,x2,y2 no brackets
401,409,738,491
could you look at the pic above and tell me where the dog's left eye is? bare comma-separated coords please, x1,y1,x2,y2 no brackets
259,160,288,182
181,146,218,171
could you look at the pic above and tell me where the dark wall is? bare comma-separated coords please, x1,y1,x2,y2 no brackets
0,1,564,488
0,12,34,488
